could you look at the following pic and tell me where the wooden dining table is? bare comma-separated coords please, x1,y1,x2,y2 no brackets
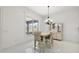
41,32,50,37
39,32,53,48
40,32,50,42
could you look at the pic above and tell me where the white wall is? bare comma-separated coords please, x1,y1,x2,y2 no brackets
0,8,1,47
40,17,49,32
0,7,25,49
40,7,79,43
0,7,42,49
51,8,79,43
24,7,42,43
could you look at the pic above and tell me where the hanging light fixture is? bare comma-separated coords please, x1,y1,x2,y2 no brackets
45,6,53,25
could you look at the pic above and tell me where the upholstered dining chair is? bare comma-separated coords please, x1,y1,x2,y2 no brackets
33,31,47,50
45,32,53,48
33,31,41,49
50,32,54,46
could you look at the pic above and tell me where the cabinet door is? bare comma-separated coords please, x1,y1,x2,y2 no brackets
56,32,62,40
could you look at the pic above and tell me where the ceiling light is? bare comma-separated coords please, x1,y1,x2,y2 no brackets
45,6,53,25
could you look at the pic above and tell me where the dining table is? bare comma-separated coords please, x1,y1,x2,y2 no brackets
40,32,50,42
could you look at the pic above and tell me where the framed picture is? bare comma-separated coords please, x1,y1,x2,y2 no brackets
57,23,63,32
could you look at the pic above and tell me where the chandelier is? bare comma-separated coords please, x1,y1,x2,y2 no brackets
45,6,53,25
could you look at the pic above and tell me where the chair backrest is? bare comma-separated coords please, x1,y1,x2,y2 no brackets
34,31,41,41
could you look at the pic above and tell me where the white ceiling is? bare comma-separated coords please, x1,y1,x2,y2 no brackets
26,6,78,16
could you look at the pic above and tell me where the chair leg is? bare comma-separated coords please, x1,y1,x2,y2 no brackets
50,38,53,48
34,40,36,50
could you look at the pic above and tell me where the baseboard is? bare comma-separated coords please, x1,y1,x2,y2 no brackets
54,39,62,41
62,39,79,44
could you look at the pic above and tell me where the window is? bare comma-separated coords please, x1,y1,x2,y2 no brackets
26,20,39,34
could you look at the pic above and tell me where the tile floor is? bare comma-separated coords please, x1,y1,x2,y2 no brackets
0,40,79,53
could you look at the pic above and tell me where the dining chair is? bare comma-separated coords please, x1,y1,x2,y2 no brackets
33,31,41,50
45,32,53,48
50,32,54,46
